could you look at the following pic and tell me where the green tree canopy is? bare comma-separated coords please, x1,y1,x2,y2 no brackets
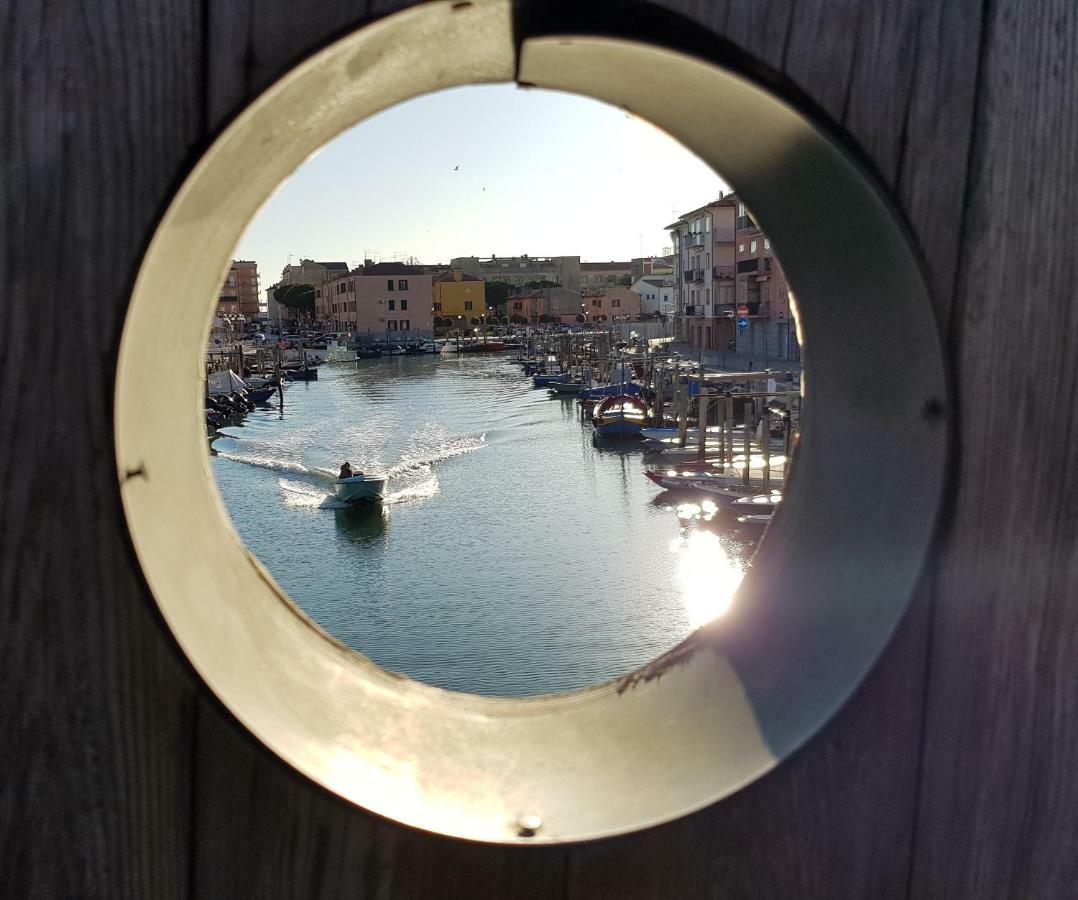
485,281,514,309
524,280,558,290
274,283,316,316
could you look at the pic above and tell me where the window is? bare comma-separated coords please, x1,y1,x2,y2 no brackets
398,279,408,290
401,320,410,330
594,299,602,308
387,280,394,291
738,202,745,216
738,243,745,253
513,302,522,311
387,320,397,331
400,299,407,311
315,288,321,298
705,289,710,304
388,299,395,310
612,298,621,308
750,240,757,253
764,238,771,250
464,301,473,311
433,302,442,312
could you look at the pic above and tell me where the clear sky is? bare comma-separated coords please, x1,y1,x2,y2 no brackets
235,84,728,284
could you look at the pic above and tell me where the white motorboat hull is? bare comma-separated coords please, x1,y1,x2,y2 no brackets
334,474,387,503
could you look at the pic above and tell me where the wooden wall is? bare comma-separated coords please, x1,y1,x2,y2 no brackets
2,1,1075,896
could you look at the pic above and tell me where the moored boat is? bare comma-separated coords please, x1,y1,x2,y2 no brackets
593,394,649,438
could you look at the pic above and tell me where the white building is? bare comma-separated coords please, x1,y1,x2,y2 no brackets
630,276,677,316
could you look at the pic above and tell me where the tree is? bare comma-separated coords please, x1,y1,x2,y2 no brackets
470,317,481,326
274,283,316,319
538,314,555,324
524,280,557,290
617,274,633,287
510,315,527,325
485,281,514,309
575,314,585,323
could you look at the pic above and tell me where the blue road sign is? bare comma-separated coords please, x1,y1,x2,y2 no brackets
737,317,749,328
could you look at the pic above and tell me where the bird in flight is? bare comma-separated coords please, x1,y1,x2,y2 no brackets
453,165,460,171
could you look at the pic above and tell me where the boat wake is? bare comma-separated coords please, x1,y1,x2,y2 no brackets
385,430,486,478
218,428,486,511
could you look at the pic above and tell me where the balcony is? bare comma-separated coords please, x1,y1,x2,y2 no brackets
685,233,706,248
736,214,759,231
683,305,700,316
690,268,705,282
737,258,759,274
712,265,735,280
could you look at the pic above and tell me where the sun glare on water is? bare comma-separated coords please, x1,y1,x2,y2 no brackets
669,503,746,627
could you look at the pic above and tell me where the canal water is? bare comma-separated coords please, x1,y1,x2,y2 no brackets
211,354,758,696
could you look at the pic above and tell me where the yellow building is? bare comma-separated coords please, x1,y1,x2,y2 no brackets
432,270,487,322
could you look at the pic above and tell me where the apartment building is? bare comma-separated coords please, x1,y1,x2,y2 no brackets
667,196,737,350
432,270,486,322
732,197,798,361
451,254,582,291
217,259,261,320
579,260,633,289
320,263,433,338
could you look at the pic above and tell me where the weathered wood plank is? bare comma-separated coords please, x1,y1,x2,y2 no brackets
193,698,379,899
366,821,568,900
0,1,204,896
564,597,932,899
911,0,1078,895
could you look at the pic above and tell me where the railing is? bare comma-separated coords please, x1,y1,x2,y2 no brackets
712,265,735,279
736,214,759,231
686,233,706,247
684,305,698,316
690,268,705,282
737,258,759,274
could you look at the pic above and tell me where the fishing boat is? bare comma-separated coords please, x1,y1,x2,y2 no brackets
334,473,388,504
355,345,383,359
548,380,584,395
593,394,649,438
533,372,567,388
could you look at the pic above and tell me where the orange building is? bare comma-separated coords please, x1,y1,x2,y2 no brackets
218,260,260,319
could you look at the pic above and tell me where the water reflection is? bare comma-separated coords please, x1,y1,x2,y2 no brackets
663,499,757,628
334,504,389,548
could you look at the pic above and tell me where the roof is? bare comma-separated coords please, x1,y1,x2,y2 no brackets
361,262,425,275
432,271,482,282
580,261,632,271
320,261,349,270
665,196,737,229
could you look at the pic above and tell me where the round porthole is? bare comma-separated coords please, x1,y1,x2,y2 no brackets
115,0,947,843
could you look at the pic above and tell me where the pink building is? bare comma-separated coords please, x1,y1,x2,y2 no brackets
582,286,642,322
319,263,433,338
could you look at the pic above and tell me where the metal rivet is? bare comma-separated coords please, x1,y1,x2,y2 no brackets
516,814,542,837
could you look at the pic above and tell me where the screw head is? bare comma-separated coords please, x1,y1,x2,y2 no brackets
516,814,542,837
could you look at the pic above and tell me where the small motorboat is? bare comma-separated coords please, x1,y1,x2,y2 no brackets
593,394,649,438
334,473,388,504
548,380,584,395
730,493,783,514
736,513,773,530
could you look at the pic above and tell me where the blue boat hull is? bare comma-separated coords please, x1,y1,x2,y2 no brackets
580,382,644,401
